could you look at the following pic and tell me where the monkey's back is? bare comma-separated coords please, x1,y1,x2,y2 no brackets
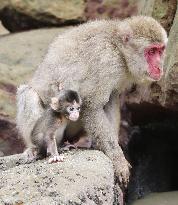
30,20,125,105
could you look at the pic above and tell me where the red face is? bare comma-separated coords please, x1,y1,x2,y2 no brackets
144,43,165,80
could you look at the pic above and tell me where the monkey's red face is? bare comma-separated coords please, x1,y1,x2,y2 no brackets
144,43,165,81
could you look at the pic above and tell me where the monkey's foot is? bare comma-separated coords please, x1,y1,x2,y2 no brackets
48,155,65,163
61,137,92,151
24,147,38,163
61,143,77,151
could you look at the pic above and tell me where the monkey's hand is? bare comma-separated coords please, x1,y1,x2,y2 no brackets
113,156,131,188
48,155,65,163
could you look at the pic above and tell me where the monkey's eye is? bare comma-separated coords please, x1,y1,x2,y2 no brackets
159,50,162,55
77,107,80,111
69,107,74,111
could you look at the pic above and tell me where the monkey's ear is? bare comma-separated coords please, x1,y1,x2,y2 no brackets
122,33,132,44
50,97,59,110
120,24,133,44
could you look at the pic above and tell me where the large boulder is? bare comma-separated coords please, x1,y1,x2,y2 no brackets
1,0,175,33
0,150,122,205
0,0,85,32
0,0,144,32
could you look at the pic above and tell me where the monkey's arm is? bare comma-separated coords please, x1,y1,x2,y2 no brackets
83,107,130,187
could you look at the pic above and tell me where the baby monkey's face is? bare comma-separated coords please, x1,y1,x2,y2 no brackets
50,89,82,122
65,100,81,121
50,97,81,122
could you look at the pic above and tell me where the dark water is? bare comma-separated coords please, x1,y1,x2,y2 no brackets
127,113,178,204
132,191,178,205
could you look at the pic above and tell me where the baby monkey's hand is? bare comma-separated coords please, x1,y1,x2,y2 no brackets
48,155,65,163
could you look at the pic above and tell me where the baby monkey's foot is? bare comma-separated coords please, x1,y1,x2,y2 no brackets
48,155,65,163
61,143,77,151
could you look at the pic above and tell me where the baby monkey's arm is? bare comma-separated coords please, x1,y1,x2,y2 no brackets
46,130,64,163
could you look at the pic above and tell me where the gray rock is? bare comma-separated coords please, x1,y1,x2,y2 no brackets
163,1,178,107
0,0,85,32
0,21,8,35
0,150,118,205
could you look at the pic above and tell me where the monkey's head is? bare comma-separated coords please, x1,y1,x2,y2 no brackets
50,90,82,121
119,16,168,82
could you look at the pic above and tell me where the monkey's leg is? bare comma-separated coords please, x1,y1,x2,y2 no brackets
104,91,120,136
16,84,44,152
24,146,38,163
83,107,130,188
47,134,64,163
73,135,92,149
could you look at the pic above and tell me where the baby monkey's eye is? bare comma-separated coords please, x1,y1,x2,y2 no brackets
77,107,80,111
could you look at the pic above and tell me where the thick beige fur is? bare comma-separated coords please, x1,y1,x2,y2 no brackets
17,16,167,187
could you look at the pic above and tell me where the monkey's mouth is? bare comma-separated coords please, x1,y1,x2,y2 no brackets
69,117,79,122
148,66,162,81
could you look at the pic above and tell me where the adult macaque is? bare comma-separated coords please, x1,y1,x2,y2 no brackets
17,16,167,187
23,89,82,163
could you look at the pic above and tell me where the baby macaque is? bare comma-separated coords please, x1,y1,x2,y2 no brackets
29,89,82,163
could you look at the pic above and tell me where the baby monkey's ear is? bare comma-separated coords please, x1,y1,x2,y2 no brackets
50,97,59,110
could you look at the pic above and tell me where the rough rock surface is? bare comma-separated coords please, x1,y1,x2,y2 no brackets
0,0,84,32
84,0,139,20
139,0,177,33
0,150,119,205
0,20,8,35
163,1,178,108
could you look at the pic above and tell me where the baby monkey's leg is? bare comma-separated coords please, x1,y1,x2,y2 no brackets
47,133,64,163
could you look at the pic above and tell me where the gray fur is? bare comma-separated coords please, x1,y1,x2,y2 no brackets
17,16,167,186
27,90,81,162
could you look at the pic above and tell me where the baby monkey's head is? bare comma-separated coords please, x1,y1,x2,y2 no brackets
50,90,82,121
